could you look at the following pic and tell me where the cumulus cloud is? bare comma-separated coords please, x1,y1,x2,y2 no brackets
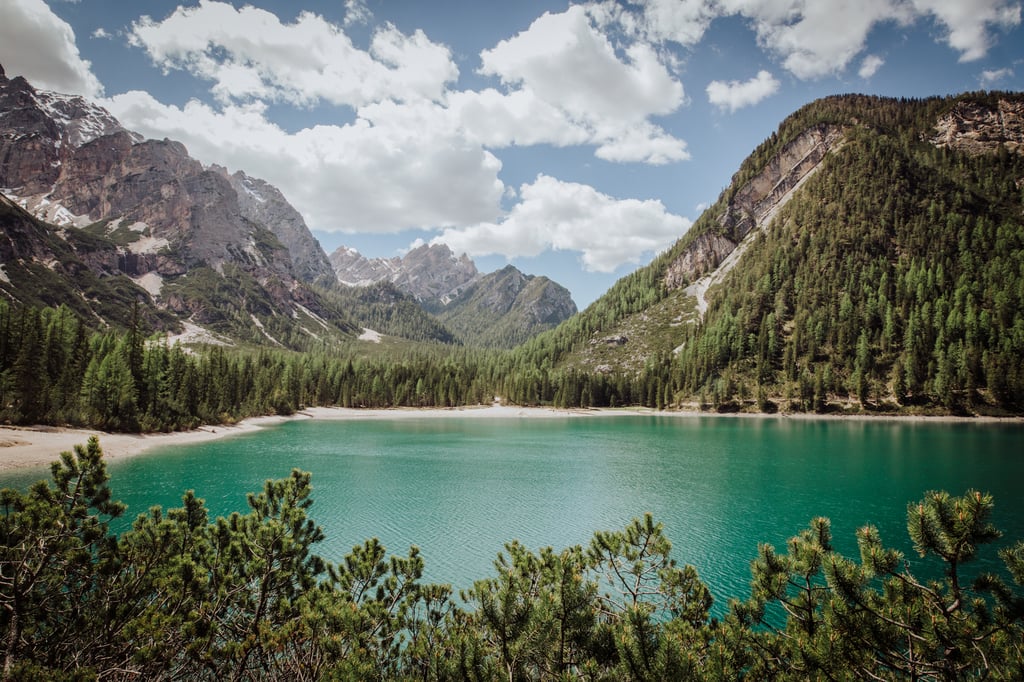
102,91,505,234
628,0,1020,78
476,5,690,163
431,175,690,272
0,0,102,96
632,0,719,45
706,70,780,112
128,0,458,107
912,0,1021,61
344,0,372,27
859,54,885,79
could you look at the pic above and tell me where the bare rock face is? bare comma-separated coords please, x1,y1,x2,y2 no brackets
220,168,335,284
329,242,479,304
329,246,400,287
664,124,843,290
391,243,479,304
0,66,354,343
929,98,1024,155
664,232,735,290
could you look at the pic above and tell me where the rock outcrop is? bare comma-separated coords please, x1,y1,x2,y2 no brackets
929,98,1024,155
220,168,335,285
665,124,843,291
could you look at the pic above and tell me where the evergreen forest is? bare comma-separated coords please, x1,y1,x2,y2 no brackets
1,441,1023,680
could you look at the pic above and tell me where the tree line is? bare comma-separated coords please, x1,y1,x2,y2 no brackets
0,301,509,432
2,440,1022,680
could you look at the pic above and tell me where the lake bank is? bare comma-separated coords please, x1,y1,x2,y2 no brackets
2,404,1021,473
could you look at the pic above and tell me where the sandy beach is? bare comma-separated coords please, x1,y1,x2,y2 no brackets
0,405,606,474
1,404,1020,475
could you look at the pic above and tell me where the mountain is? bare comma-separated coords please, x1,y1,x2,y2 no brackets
217,167,336,287
513,92,1024,414
0,64,356,346
434,265,578,348
330,242,479,303
330,242,578,348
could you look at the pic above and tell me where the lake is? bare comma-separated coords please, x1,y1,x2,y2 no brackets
3,414,1023,616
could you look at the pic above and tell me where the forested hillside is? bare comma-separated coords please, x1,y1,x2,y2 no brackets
507,92,1024,414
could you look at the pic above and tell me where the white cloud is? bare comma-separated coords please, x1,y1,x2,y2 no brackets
92,27,110,40
735,0,906,78
630,0,719,46
981,66,1014,84
431,175,690,272
128,0,458,107
102,91,505,234
344,0,372,27
912,0,1021,61
859,54,885,79
482,7,682,121
706,70,780,112
629,0,1019,78
121,1,689,167
0,0,102,96
476,5,690,164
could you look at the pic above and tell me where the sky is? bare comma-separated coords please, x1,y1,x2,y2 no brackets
1,0,1023,308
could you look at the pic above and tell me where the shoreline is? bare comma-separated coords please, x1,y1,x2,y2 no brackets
2,405,1022,475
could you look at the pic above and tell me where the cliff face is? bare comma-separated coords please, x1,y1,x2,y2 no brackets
664,124,844,291
0,67,354,344
929,98,1024,155
221,168,335,285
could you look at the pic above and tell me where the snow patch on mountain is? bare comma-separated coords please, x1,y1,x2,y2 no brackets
33,89,132,148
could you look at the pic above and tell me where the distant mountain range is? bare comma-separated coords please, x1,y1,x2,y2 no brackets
330,243,577,347
0,64,576,349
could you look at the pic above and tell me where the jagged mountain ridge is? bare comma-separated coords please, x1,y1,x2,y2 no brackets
330,242,479,304
514,91,1024,413
330,243,578,348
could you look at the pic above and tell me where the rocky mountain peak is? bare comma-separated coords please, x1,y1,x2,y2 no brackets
1,69,354,346
216,166,335,285
329,242,478,304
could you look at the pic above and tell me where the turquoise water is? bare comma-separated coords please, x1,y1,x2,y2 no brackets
3,415,1023,614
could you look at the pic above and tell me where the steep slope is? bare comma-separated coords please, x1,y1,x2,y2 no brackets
0,193,176,329
512,92,1024,414
219,167,336,286
0,65,356,346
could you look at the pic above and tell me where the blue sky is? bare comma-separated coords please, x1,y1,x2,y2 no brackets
2,0,1022,308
